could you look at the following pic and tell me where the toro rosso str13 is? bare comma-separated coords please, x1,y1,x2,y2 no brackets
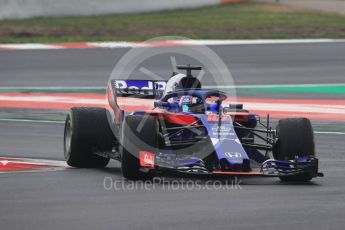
64,65,323,181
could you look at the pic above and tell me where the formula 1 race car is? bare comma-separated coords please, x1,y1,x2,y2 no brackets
64,65,323,181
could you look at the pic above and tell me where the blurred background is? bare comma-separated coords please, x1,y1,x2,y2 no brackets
0,0,344,43
1,2,345,230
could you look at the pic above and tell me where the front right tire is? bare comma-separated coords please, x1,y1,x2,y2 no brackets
273,117,315,182
120,115,159,180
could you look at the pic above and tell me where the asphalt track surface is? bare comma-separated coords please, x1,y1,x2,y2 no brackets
1,42,345,87
1,42,345,230
0,120,344,230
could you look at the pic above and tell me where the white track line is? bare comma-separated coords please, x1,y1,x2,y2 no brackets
0,157,68,167
0,86,106,90
314,131,345,135
90,39,345,47
204,83,345,89
177,39,345,46
0,118,64,123
0,44,61,50
1,39,345,51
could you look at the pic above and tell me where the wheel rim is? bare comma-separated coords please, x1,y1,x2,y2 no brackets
64,119,72,159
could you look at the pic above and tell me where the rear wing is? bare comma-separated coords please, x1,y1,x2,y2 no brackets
111,79,166,99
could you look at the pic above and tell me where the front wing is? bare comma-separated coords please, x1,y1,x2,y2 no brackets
140,152,323,178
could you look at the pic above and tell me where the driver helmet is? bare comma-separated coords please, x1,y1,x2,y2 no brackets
179,96,202,112
179,96,193,112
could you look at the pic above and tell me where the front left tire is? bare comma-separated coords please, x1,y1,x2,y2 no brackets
64,107,114,168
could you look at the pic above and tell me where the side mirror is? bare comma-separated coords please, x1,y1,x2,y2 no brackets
154,101,170,108
229,104,243,110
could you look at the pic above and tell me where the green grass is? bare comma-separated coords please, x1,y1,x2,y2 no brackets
1,2,345,43
252,85,345,95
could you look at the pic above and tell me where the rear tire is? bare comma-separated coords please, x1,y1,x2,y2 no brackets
64,107,114,168
121,115,158,180
273,118,315,182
